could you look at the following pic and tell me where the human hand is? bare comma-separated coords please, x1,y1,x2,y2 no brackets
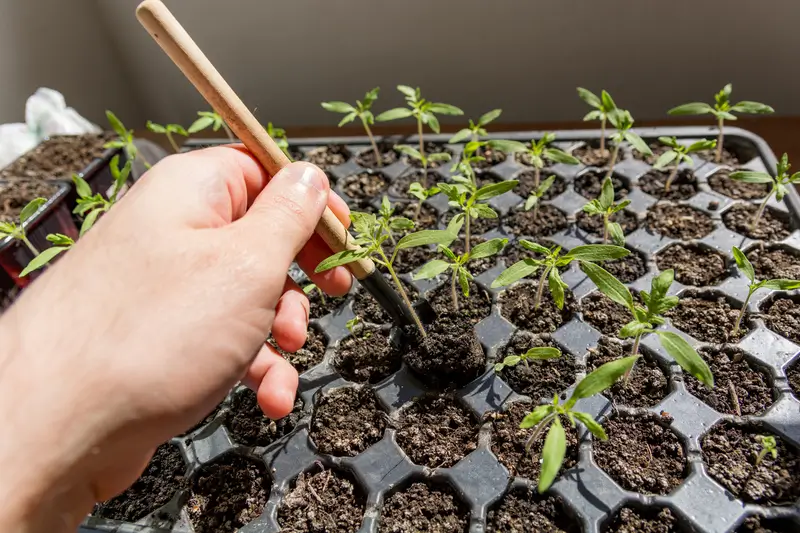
0,146,351,532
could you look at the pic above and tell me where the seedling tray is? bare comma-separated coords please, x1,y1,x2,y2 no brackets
84,127,800,533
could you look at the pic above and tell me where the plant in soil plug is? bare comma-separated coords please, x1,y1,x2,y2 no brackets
376,195,415,245
105,110,151,169
581,176,631,245
414,236,507,311
345,316,371,339
755,435,778,465
606,109,651,177
582,265,714,389
394,144,452,186
494,346,561,372
0,197,46,256
265,122,292,159
302,282,325,305
653,137,717,192
520,355,639,492
729,153,800,229
731,246,800,337
491,133,579,189
315,210,456,336
187,110,234,141
668,84,774,163
321,87,383,165
146,121,188,154
577,88,617,152
524,174,557,221
448,108,502,143
492,242,629,310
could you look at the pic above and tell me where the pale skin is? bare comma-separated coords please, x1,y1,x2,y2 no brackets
0,147,353,533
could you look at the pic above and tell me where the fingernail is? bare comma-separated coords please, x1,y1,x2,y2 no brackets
297,164,327,193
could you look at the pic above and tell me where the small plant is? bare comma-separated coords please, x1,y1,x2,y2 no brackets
321,88,383,166
376,195,414,245
146,121,188,153
731,246,800,336
525,175,556,221
606,109,651,177
520,355,639,493
729,153,800,229
0,197,46,256
345,316,371,339
188,110,234,141
668,84,774,163
581,176,631,245
448,109,502,144
414,235,507,311
302,283,325,305
491,133,579,189
653,137,717,192
577,88,617,152
19,234,74,278
266,122,292,159
492,242,629,310
394,145,452,183
494,346,561,372
582,265,713,388
755,435,778,465
105,110,151,169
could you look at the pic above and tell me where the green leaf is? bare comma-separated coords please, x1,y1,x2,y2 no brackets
653,151,679,170
390,217,415,231
716,110,737,121
425,113,441,134
759,279,800,290
457,266,470,296
146,121,166,133
624,132,652,156
600,90,617,111
583,110,603,122
525,194,539,211
732,246,755,283
470,238,507,259
487,139,527,154
428,103,463,116
548,268,565,309
651,269,674,301
524,347,562,360
572,412,607,441
428,152,452,163
582,202,603,215
668,102,715,116
188,115,215,133
565,244,629,262
19,198,46,223
321,101,356,113
520,405,553,429
520,240,551,255
568,355,639,406
376,108,413,121
394,144,423,161
169,124,189,136
544,148,580,165
397,85,416,98
581,261,634,311
440,245,458,261
730,101,774,114
687,139,717,153
478,108,502,126
729,171,774,184
19,246,66,277
449,128,472,144
396,230,457,250
105,110,127,137
46,233,74,246
577,87,601,109
598,177,615,209
413,259,452,280
497,355,522,370
608,222,625,246
492,259,540,288
475,180,519,200
338,112,358,127
656,331,714,388
80,208,102,236
538,418,566,494
315,249,369,272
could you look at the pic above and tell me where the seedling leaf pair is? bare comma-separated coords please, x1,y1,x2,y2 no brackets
652,136,717,192
577,88,617,151
146,121,188,153
449,109,502,144
729,153,800,229
322,88,384,165
581,176,630,244
188,110,234,141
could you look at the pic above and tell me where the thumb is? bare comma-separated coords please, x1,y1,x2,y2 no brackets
234,161,330,272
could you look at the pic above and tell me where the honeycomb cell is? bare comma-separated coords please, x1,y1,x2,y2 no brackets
515,171,566,200
575,208,639,239
645,204,714,240
307,289,347,320
474,144,508,169
639,169,698,201
499,283,575,333
654,242,729,287
722,203,791,241
333,327,402,384
602,505,690,533
427,279,492,324
268,324,327,374
574,170,630,200
787,358,800,401
496,331,576,400
572,141,613,166
504,204,568,238
487,489,582,532
303,144,350,170
580,292,632,337
594,248,648,283
406,142,453,169
759,293,800,345
225,388,303,448
735,515,800,532
340,171,388,202
745,243,800,280
309,386,387,456
354,142,399,169
666,289,750,344
708,168,769,200
380,479,469,532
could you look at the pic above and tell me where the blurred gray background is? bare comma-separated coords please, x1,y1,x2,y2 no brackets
1,0,797,130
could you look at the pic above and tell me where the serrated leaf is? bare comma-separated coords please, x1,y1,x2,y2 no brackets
577,87,601,108
19,198,46,223
396,230,456,250
730,101,774,114
376,108,413,121
656,331,713,388
567,355,639,406
390,217,415,231
471,203,498,219
538,418,566,493
544,148,580,165
564,244,629,262
457,267,470,297
548,268,565,309
475,180,519,200
413,259,452,280
651,269,674,301
732,246,755,282
315,249,369,272
470,238,507,259
759,279,800,290
653,151,679,170
520,405,553,429
572,412,607,441
608,222,625,246
729,171,774,184
668,102,714,116
492,259,540,288
449,128,472,144
581,261,634,311
598,177,615,209
19,246,66,277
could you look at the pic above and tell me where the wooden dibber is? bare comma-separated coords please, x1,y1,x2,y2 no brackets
135,0,418,327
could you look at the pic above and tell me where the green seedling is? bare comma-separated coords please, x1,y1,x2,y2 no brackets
581,176,631,245
607,109,651,177
345,316,371,339
494,346,561,372
188,110,234,141
449,109,502,144
525,175,556,221
105,110,151,169
302,283,325,305
315,210,456,337
668,84,774,163
0,197,47,256
521,355,639,493
146,121,188,153
577,88,618,152
492,242,629,310
322,87,383,166
731,246,800,336
377,196,414,245
394,145,452,183
491,133,579,190
19,234,74,278
582,266,713,389
266,122,292,159
729,153,800,229
653,137,717,192
755,435,778,465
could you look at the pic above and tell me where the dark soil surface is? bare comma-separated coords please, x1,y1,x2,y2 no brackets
788,361,800,400
277,469,365,533
389,169,430,200
604,506,685,533
442,209,500,236
395,201,439,230
698,146,742,166
355,142,399,169
639,169,698,201
586,337,669,408
593,413,687,495
353,277,418,323
631,141,671,165
187,454,269,533
268,327,327,374
393,245,434,274
395,395,479,468
516,171,566,200
499,283,575,333
309,386,387,456
225,389,303,447
709,169,769,200
760,295,800,344
407,142,453,169
334,327,401,383
575,171,628,200
685,346,774,415
723,203,791,241
487,491,581,532
304,144,350,169
0,180,58,222
502,238,565,270
474,145,508,169
404,312,486,388
655,243,728,286
307,289,347,320
451,236,498,275
340,171,388,201
0,133,114,180
598,252,647,283
490,401,579,479
93,443,187,522
581,293,633,337
646,203,715,240
736,515,800,533
505,205,568,238
427,280,492,324
701,422,800,505
496,331,576,399
573,144,613,166
748,245,800,280
575,209,638,238
380,482,469,533
666,291,749,343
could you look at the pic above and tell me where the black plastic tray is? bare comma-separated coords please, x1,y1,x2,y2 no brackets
83,127,800,533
